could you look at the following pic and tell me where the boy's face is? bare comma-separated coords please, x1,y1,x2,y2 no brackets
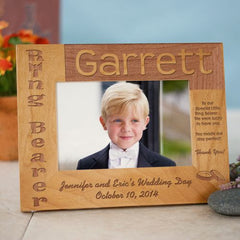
100,106,149,150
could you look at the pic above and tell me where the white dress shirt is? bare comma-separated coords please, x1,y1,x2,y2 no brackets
108,142,139,169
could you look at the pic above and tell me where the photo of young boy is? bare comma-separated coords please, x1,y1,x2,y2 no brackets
77,82,176,169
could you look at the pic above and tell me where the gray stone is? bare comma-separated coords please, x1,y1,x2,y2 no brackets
208,188,240,216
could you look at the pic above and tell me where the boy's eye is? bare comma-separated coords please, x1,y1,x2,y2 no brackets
132,119,139,123
113,119,122,123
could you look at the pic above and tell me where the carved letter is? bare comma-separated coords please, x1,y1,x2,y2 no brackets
29,122,46,134
33,182,46,192
28,80,43,89
196,49,213,74
26,49,43,61
31,138,45,148
140,53,155,75
32,197,47,207
157,53,176,75
31,153,45,162
32,168,47,177
100,53,120,76
29,62,42,77
123,53,137,75
76,50,97,76
28,94,45,107
178,49,194,75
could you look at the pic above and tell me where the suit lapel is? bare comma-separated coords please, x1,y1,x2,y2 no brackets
92,145,109,169
137,143,152,167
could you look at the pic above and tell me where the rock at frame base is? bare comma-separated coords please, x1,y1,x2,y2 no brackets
208,188,240,216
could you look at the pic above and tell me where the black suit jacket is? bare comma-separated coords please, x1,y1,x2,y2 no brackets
77,143,176,169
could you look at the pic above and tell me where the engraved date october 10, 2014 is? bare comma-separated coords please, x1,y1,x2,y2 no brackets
95,190,159,200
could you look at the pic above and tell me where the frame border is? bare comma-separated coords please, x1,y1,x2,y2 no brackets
17,43,229,211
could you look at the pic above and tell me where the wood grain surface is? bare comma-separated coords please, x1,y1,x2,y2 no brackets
16,43,229,212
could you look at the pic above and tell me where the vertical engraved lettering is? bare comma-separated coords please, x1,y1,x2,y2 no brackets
31,138,45,148
32,168,47,177
28,94,45,107
29,62,42,77
32,197,48,207
33,182,46,192
29,122,46,134
28,80,43,89
27,49,43,61
31,153,45,162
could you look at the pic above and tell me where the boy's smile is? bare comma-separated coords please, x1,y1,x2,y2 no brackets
100,106,149,150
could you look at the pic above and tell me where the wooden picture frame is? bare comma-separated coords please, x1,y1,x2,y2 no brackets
16,43,229,212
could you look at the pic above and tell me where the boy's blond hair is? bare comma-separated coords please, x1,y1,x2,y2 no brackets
101,82,149,121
